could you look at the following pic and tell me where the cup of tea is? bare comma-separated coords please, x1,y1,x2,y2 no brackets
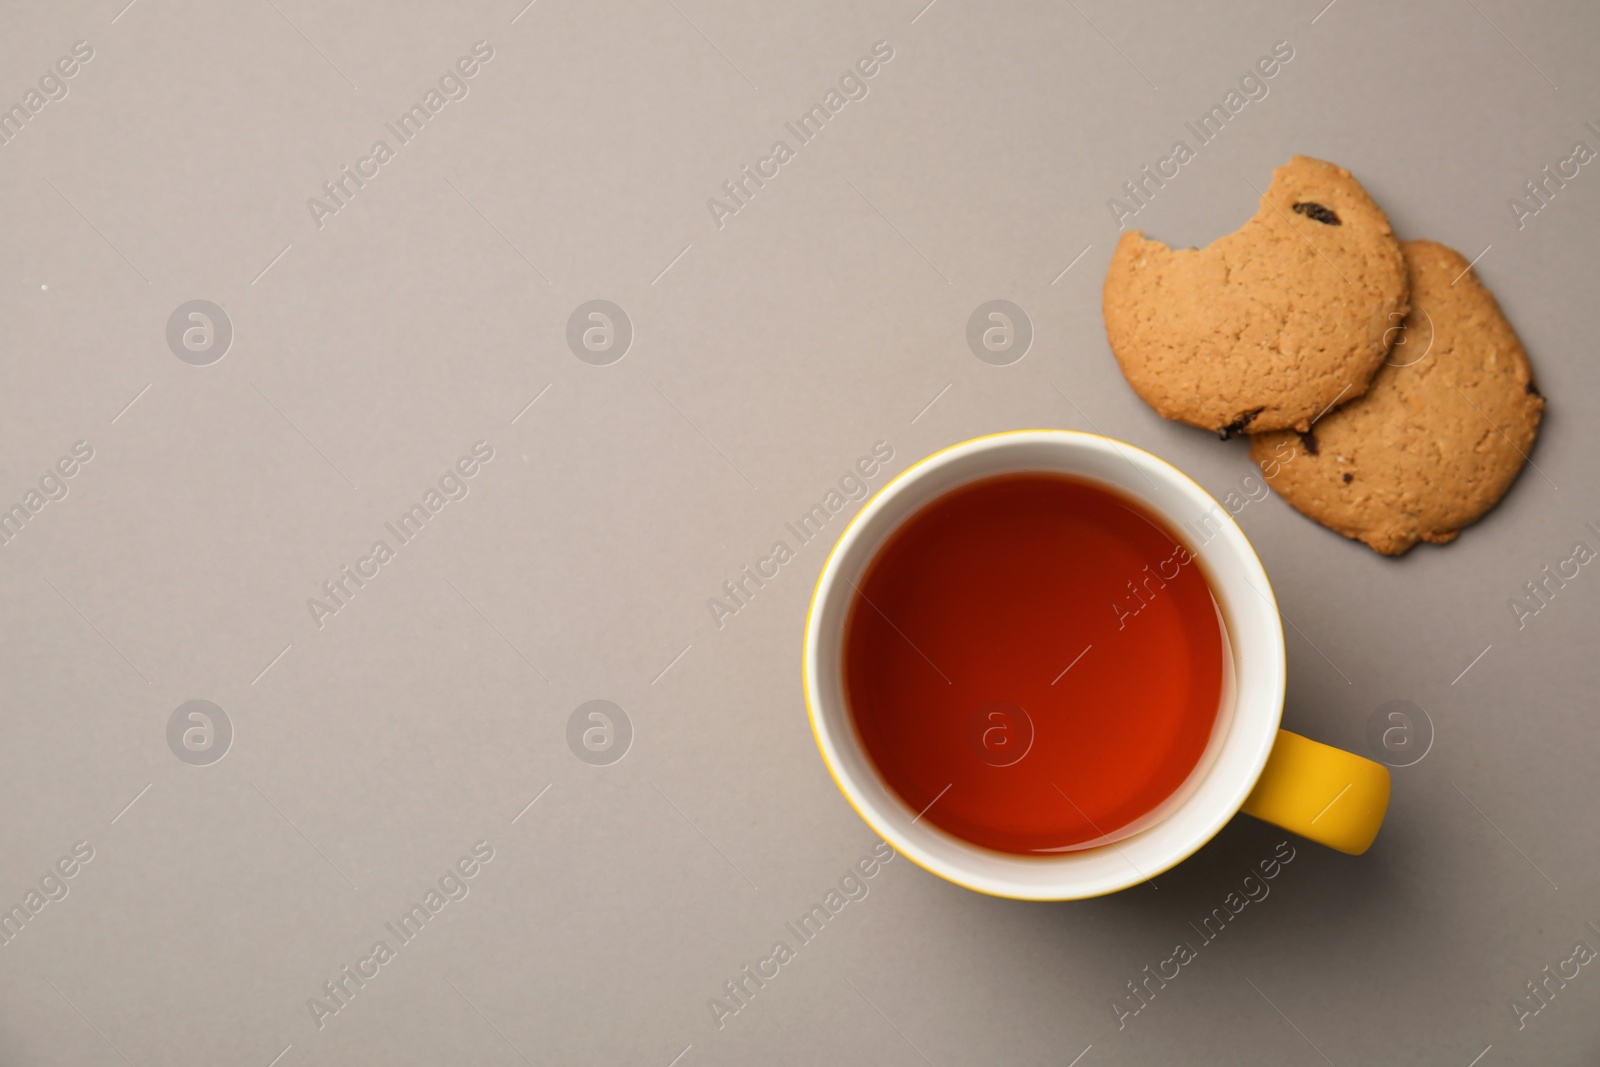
803,430,1390,900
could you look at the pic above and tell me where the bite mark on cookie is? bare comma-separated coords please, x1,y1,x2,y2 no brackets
1101,156,1406,433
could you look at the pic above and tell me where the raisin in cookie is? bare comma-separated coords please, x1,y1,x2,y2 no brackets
1103,155,1408,434
1250,239,1545,555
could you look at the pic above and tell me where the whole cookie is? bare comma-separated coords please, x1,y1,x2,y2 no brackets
1103,155,1408,434
1250,239,1545,555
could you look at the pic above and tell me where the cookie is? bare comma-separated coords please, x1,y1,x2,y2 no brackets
1103,155,1408,434
1250,239,1545,555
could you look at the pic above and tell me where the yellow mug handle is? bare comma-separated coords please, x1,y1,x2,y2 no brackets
1239,730,1391,855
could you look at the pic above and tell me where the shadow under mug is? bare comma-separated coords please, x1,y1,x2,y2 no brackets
803,430,1391,901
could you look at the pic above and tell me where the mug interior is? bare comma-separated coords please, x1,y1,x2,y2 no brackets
804,431,1286,900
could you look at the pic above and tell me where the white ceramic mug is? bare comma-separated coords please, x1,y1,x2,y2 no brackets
803,430,1390,900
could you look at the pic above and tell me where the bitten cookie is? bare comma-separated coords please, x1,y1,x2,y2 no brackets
1103,155,1408,434
1250,239,1545,555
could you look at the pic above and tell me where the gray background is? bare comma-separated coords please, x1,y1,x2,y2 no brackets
0,0,1595,1063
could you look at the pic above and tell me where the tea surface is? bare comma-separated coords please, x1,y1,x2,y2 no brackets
843,473,1225,855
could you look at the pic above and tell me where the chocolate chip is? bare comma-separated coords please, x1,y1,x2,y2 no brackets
1217,407,1265,440
1298,430,1319,456
1342,472,1353,484
1526,380,1542,396
1292,202,1341,226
